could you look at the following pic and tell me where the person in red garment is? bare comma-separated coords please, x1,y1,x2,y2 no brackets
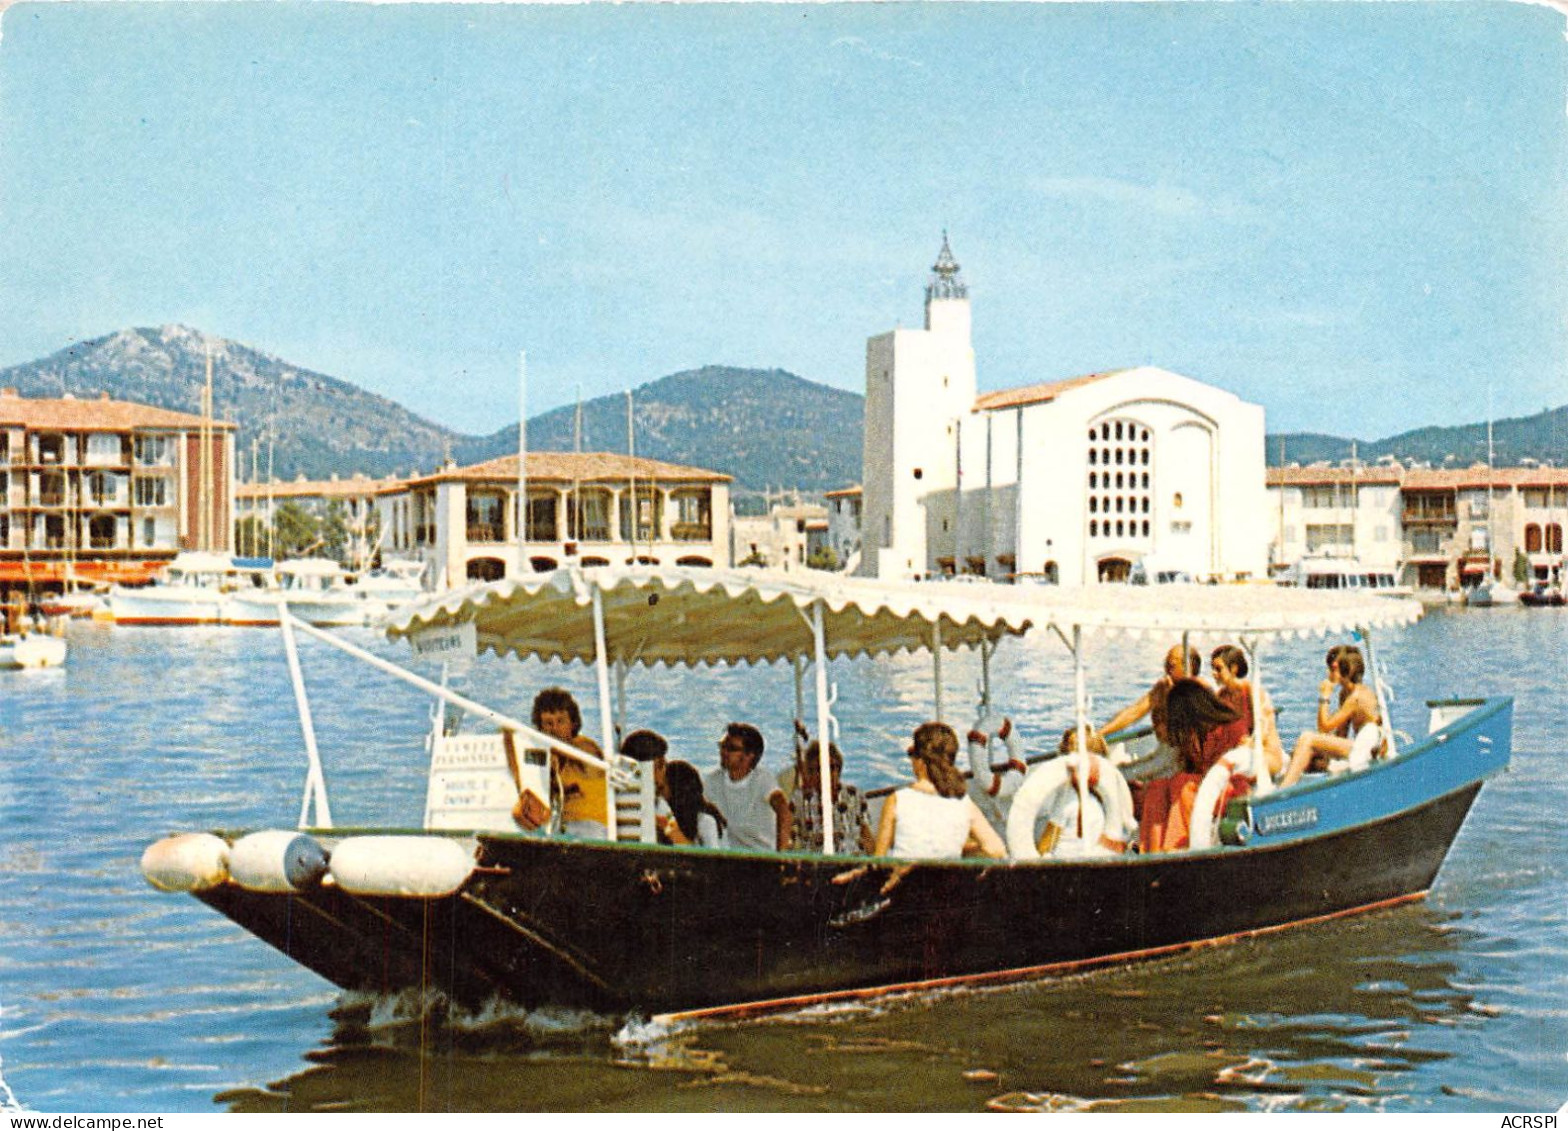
1137,680,1241,853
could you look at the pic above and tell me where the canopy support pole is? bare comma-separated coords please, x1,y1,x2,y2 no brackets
590,582,618,834
932,618,945,723
613,658,628,747
811,602,835,855
793,656,806,757
978,636,994,721
280,603,332,830
1241,634,1273,796
1361,626,1397,759
1072,624,1089,836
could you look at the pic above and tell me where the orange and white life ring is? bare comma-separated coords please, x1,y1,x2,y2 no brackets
1006,753,1134,860
967,714,1026,801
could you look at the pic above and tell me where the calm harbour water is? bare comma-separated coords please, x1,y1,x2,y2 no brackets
1,604,1565,1112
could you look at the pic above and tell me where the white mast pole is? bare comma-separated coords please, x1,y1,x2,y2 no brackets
626,390,637,564
811,602,834,855
1243,635,1273,796
1073,624,1090,835
932,618,944,722
591,580,618,834
517,351,528,579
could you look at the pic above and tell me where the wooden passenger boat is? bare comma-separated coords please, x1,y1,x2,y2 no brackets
141,567,1511,1020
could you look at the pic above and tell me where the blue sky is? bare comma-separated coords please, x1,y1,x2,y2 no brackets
1,1,1564,439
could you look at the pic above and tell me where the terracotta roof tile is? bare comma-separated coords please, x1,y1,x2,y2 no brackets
972,370,1127,412
394,452,730,491
1266,466,1405,487
0,393,235,431
1265,465,1568,490
237,474,399,501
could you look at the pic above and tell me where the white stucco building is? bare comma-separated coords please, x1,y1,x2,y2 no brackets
858,238,1270,585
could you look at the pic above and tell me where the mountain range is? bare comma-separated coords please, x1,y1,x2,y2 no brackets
0,326,864,495
1,325,1563,495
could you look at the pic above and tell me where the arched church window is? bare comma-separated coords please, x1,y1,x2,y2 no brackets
1084,416,1153,547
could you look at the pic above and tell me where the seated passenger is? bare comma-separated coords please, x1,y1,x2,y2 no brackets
1280,648,1382,787
1137,680,1241,853
661,761,727,847
533,688,607,839
790,740,873,855
704,722,792,851
1056,726,1109,758
873,722,1007,860
620,728,670,830
1100,644,1205,745
1210,645,1285,778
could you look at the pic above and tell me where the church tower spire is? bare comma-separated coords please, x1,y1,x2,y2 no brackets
925,230,968,303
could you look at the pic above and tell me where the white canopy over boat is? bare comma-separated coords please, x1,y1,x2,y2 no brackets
385,567,1423,666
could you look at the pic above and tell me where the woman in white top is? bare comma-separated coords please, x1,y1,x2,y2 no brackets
874,722,1007,860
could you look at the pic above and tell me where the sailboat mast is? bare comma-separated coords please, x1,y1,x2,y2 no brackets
572,386,583,543
626,390,636,563
517,351,528,580
200,345,214,552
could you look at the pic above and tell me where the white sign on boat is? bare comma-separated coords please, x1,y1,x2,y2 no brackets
408,619,477,660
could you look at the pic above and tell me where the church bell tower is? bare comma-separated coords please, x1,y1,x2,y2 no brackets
859,234,977,579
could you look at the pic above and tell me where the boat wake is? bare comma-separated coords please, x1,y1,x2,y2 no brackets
331,988,623,1046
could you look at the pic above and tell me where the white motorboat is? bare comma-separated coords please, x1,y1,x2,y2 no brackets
352,559,426,612
225,558,371,628
0,630,67,670
108,552,268,626
1278,557,1411,596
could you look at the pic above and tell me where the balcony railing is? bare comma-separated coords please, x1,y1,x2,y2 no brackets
467,522,505,543
672,522,712,542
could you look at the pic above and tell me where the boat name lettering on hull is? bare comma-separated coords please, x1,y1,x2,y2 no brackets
1257,807,1319,834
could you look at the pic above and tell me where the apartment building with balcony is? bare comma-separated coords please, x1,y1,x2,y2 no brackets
0,388,234,591
375,451,732,589
1266,464,1568,593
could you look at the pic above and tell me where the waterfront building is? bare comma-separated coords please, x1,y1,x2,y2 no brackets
824,485,863,571
1265,465,1568,593
858,237,1269,584
731,499,830,572
1265,465,1405,575
0,388,234,592
236,473,398,567
375,452,731,589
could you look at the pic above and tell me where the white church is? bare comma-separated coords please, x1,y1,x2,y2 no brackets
857,237,1270,585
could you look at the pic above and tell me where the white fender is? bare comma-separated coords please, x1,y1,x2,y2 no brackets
228,830,330,893
328,835,475,897
1188,748,1250,850
141,833,230,893
1006,754,1134,861
1347,723,1383,771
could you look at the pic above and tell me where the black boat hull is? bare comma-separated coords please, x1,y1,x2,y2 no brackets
198,778,1481,1017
